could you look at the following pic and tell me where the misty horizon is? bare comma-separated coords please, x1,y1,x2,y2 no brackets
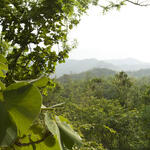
55,58,150,78
65,57,150,63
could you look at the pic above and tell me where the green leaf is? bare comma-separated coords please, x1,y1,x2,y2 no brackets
3,82,42,134
31,76,49,88
44,113,63,150
0,101,17,147
56,116,82,149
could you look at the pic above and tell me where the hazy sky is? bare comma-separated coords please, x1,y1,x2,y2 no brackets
69,3,150,62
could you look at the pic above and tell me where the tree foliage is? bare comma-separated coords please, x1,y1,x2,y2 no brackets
44,73,150,149
0,0,98,84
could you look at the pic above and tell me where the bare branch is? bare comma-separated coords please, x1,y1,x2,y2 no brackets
126,0,150,6
41,102,65,111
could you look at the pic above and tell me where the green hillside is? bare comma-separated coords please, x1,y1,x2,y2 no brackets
58,67,150,83
58,68,116,82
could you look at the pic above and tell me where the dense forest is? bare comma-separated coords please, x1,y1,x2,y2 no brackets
44,71,150,150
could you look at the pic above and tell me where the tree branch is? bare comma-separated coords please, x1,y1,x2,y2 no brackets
126,0,150,6
15,132,50,147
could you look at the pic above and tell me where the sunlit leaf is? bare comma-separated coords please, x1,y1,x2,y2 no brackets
3,82,42,134
45,113,63,150
56,116,82,149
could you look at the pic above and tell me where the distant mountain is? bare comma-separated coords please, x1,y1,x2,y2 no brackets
106,58,142,65
58,68,116,82
105,58,150,71
128,69,150,78
54,59,118,77
54,58,150,77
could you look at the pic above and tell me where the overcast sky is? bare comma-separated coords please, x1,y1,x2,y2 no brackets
68,3,150,62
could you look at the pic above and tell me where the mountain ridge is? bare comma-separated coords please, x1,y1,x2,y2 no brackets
58,67,150,82
54,58,150,77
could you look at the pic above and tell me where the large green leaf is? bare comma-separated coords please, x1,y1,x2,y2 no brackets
3,82,42,134
0,101,17,147
44,113,63,150
56,116,82,149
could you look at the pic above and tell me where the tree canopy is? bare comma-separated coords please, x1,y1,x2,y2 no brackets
0,0,149,85
0,0,95,84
